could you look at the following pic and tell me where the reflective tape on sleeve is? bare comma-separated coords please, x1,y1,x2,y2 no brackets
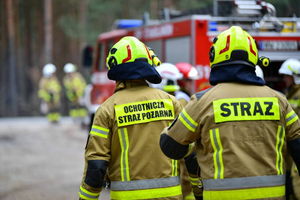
178,109,198,132
189,176,202,186
286,110,299,126
78,186,100,200
90,125,109,138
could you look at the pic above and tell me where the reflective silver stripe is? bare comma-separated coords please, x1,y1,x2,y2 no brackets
180,112,197,130
286,113,297,122
79,189,99,199
286,111,298,126
203,175,285,190
110,176,180,191
91,128,108,136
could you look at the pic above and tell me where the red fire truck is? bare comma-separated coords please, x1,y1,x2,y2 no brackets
84,2,300,125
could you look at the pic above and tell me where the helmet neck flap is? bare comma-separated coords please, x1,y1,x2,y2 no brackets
209,63,265,86
107,61,161,84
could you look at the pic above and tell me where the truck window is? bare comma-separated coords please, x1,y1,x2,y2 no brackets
165,37,190,63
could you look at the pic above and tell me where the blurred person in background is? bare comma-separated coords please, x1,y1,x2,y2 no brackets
278,58,300,200
175,62,200,106
63,63,88,125
38,63,61,123
152,62,203,200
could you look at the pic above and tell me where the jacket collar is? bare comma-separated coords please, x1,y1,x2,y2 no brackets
115,80,149,92
209,64,265,86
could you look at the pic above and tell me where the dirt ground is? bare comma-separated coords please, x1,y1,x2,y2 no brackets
0,117,109,200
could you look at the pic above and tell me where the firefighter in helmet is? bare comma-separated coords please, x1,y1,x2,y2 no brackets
38,63,62,123
160,26,300,200
278,58,300,200
150,62,182,93
63,63,87,123
175,62,200,106
78,36,185,199
151,62,203,200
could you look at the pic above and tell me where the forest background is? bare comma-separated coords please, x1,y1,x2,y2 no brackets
1,0,299,116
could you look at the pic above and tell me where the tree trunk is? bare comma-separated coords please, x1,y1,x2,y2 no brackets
44,0,53,64
6,0,18,116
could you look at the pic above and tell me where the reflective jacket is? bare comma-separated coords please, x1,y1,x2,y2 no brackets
63,72,86,102
286,84,300,116
38,76,61,104
161,82,300,200
79,80,183,200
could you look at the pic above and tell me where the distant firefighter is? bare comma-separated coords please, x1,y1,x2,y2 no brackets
63,63,87,123
38,63,62,123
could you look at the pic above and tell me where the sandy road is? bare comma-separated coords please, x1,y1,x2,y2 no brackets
0,117,109,200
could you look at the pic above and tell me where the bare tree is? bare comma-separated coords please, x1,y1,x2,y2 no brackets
6,0,18,116
44,0,53,64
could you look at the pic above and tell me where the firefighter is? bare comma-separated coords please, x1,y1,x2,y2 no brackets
78,36,185,200
151,62,203,200
150,62,182,94
38,63,61,123
278,58,300,200
160,26,300,200
175,62,200,106
63,63,87,123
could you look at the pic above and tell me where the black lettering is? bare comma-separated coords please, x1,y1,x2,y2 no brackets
124,107,129,113
142,113,146,119
240,102,251,116
220,103,231,117
151,111,155,118
145,103,151,110
264,102,274,115
160,102,165,108
127,115,132,122
133,105,138,112
132,114,138,121
153,102,157,109
118,116,124,123
253,102,263,115
137,104,142,111
137,113,141,120
129,105,133,112
230,102,239,116
123,115,128,123
168,110,173,117
159,110,164,117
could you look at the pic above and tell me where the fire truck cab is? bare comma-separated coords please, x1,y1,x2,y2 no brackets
84,1,300,127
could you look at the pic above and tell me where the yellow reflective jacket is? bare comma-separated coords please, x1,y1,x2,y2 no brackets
38,76,61,104
162,82,300,200
79,80,183,200
63,72,86,102
286,84,300,116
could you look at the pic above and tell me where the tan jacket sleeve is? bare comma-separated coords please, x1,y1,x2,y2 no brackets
79,105,112,200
